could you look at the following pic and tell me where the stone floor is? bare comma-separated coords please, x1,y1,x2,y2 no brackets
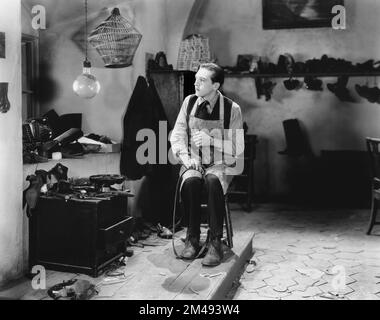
0,218,253,300
231,203,380,300
1,203,379,300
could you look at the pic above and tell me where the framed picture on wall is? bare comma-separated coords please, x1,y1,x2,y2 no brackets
0,32,5,58
263,0,344,30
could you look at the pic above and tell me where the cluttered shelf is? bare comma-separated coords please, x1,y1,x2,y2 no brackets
224,71,380,78
148,51,380,80
23,153,122,189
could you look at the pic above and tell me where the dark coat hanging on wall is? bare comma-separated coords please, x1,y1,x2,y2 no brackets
120,76,150,180
146,77,172,173
145,78,177,224
120,75,176,224
120,76,171,179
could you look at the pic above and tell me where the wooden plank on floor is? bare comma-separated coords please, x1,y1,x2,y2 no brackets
209,232,255,300
173,232,254,300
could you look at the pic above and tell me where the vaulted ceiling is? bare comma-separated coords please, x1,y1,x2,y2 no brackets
23,0,135,27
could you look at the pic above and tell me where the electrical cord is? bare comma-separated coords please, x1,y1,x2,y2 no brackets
103,257,126,277
171,168,188,258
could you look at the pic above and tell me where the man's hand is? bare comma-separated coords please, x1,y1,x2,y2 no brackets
183,158,203,172
192,131,213,148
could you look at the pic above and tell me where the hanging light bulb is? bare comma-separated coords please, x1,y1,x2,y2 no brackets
73,0,100,99
73,59,100,99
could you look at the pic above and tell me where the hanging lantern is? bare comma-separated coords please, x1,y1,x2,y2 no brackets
88,8,142,68
73,0,100,99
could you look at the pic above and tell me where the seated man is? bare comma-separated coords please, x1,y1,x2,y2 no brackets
170,63,244,266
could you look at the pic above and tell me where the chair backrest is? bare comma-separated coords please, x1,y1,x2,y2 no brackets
366,137,380,182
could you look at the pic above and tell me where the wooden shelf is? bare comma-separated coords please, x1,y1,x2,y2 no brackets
148,69,380,78
224,72,380,78
148,69,195,74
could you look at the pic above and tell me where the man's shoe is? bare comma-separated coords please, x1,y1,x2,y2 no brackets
181,236,200,260
202,238,223,267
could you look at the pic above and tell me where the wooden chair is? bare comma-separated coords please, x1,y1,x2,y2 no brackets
224,196,233,248
227,134,257,212
365,137,380,234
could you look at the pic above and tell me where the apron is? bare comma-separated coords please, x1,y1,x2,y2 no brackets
179,95,233,195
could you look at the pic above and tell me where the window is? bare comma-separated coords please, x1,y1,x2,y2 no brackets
22,34,38,121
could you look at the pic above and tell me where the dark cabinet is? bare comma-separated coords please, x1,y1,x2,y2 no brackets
149,70,195,129
29,195,133,277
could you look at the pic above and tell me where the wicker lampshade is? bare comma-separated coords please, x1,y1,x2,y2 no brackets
88,8,142,68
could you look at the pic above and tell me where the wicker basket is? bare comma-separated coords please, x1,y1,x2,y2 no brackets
177,34,211,72
88,8,142,68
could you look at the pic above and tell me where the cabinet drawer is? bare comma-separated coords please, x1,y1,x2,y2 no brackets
98,216,134,248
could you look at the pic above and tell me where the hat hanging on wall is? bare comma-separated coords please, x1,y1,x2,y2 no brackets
0,82,10,113
355,77,380,104
255,77,277,101
327,75,355,102
355,84,380,103
0,32,5,59
304,76,323,91
283,77,302,91
89,7,142,68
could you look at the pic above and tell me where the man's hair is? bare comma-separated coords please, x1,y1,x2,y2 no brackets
199,63,224,87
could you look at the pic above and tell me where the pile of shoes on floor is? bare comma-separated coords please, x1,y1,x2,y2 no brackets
126,218,180,248
47,279,98,300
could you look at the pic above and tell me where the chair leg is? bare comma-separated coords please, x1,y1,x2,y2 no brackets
224,200,233,248
227,200,233,238
367,198,378,235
